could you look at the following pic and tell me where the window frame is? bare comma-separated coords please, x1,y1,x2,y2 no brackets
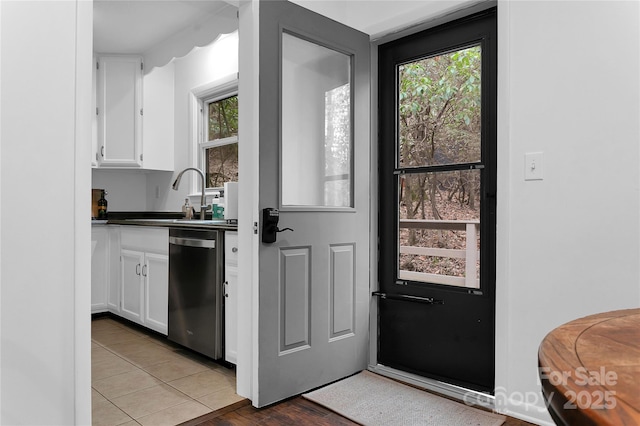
189,75,238,197
200,93,239,190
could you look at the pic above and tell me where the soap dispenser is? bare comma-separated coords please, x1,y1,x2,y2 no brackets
182,198,193,220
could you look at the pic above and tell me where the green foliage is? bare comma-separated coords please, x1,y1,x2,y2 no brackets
398,45,481,168
208,95,238,140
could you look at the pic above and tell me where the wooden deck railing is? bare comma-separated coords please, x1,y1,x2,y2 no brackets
399,219,480,288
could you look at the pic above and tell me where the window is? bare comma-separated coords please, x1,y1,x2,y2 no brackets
200,93,238,189
280,31,353,208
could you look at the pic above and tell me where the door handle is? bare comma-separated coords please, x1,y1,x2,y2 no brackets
142,264,147,277
372,291,444,305
136,263,141,276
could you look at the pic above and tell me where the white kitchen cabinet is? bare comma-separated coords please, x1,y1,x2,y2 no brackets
91,55,99,168
120,249,145,323
120,227,169,334
224,231,238,364
91,226,109,313
96,55,143,168
143,252,169,333
141,64,175,171
107,226,121,313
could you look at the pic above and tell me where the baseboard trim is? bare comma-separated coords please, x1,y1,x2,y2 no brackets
368,364,495,410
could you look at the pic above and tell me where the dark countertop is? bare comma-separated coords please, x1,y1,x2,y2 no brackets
92,211,238,231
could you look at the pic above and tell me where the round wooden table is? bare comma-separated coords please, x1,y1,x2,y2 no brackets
538,308,640,425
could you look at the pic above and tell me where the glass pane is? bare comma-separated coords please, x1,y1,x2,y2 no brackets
398,170,480,288
281,32,352,207
208,95,238,141
205,142,238,188
398,45,481,168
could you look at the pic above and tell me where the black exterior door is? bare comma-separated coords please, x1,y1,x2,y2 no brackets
377,8,497,393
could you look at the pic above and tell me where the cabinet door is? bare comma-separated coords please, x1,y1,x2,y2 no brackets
224,231,238,363
144,252,169,335
91,55,99,168
107,226,121,313
91,227,108,313
224,265,238,364
96,55,143,168
142,64,174,171
120,249,144,324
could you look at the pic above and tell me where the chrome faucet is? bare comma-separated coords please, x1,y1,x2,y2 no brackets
172,167,210,220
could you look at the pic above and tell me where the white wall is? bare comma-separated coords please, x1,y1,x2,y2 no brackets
93,19,239,213
495,1,640,423
0,1,92,424
92,170,149,211
294,0,640,424
146,31,239,212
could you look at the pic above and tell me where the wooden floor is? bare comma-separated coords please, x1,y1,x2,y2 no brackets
186,396,538,426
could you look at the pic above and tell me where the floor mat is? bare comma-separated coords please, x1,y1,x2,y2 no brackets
303,370,505,426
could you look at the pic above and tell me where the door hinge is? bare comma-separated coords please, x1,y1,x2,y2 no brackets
253,222,258,234
96,61,99,70
96,107,99,116
140,108,143,116
141,62,144,71
140,154,143,161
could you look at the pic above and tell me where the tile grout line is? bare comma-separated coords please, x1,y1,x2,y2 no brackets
92,319,238,425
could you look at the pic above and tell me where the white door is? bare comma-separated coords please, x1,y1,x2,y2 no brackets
255,0,371,407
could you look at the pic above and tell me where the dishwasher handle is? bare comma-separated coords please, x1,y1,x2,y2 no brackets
169,236,216,249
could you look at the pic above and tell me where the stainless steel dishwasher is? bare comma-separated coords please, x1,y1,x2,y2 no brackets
168,228,223,359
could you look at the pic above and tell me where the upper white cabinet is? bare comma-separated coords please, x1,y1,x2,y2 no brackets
95,55,143,168
91,55,99,167
93,55,174,171
141,64,175,171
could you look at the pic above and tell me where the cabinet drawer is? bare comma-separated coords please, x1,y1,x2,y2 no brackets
225,231,238,267
120,226,168,254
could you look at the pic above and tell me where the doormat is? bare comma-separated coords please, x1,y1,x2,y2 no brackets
303,371,505,426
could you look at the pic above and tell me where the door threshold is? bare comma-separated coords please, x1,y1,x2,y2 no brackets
368,364,495,410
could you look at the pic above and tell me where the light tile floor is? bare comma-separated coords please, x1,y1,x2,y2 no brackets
92,317,244,426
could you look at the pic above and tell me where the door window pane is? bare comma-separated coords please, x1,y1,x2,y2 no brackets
398,46,481,168
281,32,352,208
398,170,480,288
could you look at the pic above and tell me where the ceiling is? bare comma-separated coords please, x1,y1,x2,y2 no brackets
93,0,482,55
93,0,234,54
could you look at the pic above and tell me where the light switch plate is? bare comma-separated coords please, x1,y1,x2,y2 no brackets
525,152,543,181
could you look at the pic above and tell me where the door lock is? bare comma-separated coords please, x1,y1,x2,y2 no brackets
261,208,293,243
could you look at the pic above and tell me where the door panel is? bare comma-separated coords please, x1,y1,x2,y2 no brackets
120,249,144,323
378,8,497,393
256,0,370,407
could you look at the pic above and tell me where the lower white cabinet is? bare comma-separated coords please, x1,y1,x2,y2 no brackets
107,227,121,313
144,252,169,333
224,231,238,364
119,227,169,335
120,249,145,323
91,226,109,313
